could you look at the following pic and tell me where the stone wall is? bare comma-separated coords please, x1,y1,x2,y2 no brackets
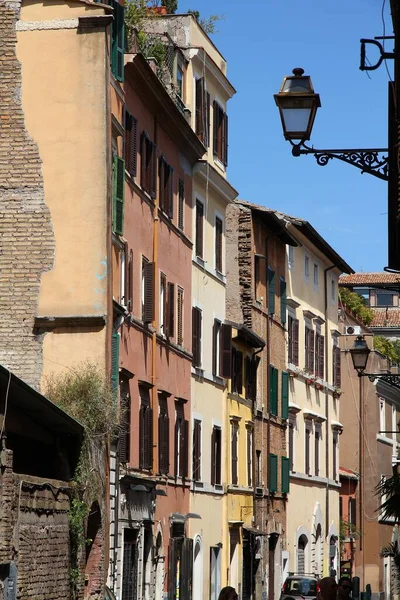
0,0,54,389
0,448,71,600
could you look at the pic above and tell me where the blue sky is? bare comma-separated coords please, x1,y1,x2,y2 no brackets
179,0,393,272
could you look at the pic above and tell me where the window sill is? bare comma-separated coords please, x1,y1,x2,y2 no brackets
227,484,254,494
213,156,226,172
191,366,205,377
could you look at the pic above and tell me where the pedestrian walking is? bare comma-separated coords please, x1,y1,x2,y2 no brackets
218,586,239,600
318,577,338,600
337,577,352,600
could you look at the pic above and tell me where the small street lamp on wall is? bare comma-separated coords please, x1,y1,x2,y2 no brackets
274,68,389,180
350,336,400,389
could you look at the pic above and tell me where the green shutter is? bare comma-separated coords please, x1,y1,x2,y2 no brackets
269,365,278,416
111,1,125,82
111,332,120,393
269,453,278,493
268,267,275,315
280,277,287,324
113,155,125,235
281,456,290,494
281,371,289,420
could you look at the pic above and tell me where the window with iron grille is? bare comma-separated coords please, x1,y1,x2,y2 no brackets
122,529,138,600
139,385,153,470
215,216,223,273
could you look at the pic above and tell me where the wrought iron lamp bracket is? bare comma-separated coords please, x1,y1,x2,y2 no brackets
290,141,389,181
358,371,400,389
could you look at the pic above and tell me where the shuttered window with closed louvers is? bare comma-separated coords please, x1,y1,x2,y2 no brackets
113,155,125,235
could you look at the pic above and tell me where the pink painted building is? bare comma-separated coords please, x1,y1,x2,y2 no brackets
109,53,204,598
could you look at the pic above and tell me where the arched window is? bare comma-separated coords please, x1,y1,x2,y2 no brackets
297,535,308,575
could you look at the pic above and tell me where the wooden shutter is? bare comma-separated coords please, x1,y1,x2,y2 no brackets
193,419,201,482
267,267,276,315
181,538,194,600
177,288,183,346
268,453,278,492
141,132,147,190
215,427,221,485
250,356,260,402
215,217,223,272
159,157,165,212
158,408,170,475
192,307,201,367
315,430,320,476
145,406,153,469
281,371,289,420
220,323,232,378
111,1,124,82
111,332,120,394
206,92,210,147
317,334,325,379
124,112,132,168
130,116,138,176
212,100,218,156
127,250,133,313
231,424,238,485
178,179,184,231
280,277,287,324
167,166,174,218
309,329,315,373
305,426,310,474
269,365,278,416
288,315,293,363
139,402,145,468
167,282,175,339
293,318,299,365
289,424,294,471
211,426,216,485
168,539,178,600
195,78,204,139
349,497,357,531
151,142,157,199
181,419,189,478
174,414,180,478
119,380,131,463
113,155,125,235
281,456,290,494
195,200,204,258
334,346,341,387
143,261,154,323
222,112,228,166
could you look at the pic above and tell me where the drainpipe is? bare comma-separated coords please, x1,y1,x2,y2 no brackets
152,119,159,474
324,264,336,572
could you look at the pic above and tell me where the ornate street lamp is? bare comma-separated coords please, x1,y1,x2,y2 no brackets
274,68,389,180
350,336,400,388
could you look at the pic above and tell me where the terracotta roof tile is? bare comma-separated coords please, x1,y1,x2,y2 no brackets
370,308,400,328
340,272,400,286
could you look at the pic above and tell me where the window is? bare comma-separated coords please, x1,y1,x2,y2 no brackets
247,428,253,487
288,245,294,267
160,273,167,336
231,347,244,395
354,287,370,303
158,394,169,475
178,179,184,231
332,431,338,480
111,0,124,82
315,333,325,379
195,77,210,146
305,423,311,475
377,291,395,307
281,456,290,494
195,200,204,259
212,319,222,376
313,263,319,287
192,419,202,482
267,267,276,315
139,385,153,470
231,422,239,485
213,101,228,165
119,376,131,463
111,332,120,393
288,316,299,365
140,133,157,198
315,425,320,476
269,365,278,416
280,277,287,324
112,155,125,235
245,355,260,402
126,248,133,313
176,60,184,99
348,497,356,534
159,157,174,218
281,371,289,420
288,421,294,471
215,216,223,273
141,258,154,324
331,278,336,302
175,405,188,478
268,453,278,493
220,323,233,378
392,404,397,440
256,450,261,486
333,343,341,388
305,326,315,373
192,307,202,368
122,529,138,600
211,426,222,485
379,398,385,432
124,111,138,177
304,255,310,278
166,282,175,339
177,287,184,347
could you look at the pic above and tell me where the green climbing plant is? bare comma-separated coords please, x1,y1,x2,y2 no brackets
339,287,374,325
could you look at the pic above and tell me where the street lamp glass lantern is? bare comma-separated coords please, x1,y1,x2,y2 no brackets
274,68,321,142
350,336,371,373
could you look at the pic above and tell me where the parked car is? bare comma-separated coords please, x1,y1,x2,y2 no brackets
281,575,319,600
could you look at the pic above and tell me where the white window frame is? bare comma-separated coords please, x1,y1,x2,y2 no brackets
379,397,386,433
288,245,294,269
214,210,224,274
120,245,126,306
192,413,203,483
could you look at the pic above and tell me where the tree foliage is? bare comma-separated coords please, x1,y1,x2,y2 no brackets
161,0,177,13
380,541,400,594
376,475,400,524
188,9,224,34
373,335,400,364
339,287,374,325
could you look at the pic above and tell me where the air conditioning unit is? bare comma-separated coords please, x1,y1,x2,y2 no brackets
254,487,264,498
344,325,361,335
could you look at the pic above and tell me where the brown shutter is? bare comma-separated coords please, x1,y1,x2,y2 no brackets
310,329,315,373
206,92,210,147
174,414,180,477
192,307,201,367
159,409,170,475
151,142,157,199
124,111,132,168
211,426,216,485
293,318,299,366
181,419,189,478
128,250,133,313
212,319,218,376
167,282,175,339
334,346,341,387
288,315,293,363
139,403,145,468
319,335,325,378
140,132,146,189
245,356,252,399
131,116,138,176
177,288,183,346
195,200,204,258
222,112,228,166
181,538,194,600
215,217,222,272
168,539,178,600
305,426,310,475
249,356,260,402
305,326,310,370
193,420,201,481
119,379,131,463
247,429,252,487
146,406,153,469
220,323,232,378
168,167,174,219
195,77,204,139
213,100,218,155
159,157,165,211
124,241,129,307
315,430,320,476
215,427,221,485
178,179,184,231
143,261,154,323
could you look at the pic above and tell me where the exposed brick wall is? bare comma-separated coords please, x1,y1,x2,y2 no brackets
0,0,54,389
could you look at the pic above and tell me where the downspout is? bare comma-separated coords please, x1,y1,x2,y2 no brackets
252,343,264,600
152,119,159,473
324,264,336,572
